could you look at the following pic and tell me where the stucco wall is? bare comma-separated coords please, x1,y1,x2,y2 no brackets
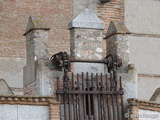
138,109,160,120
128,35,160,100
125,0,160,34
0,57,25,88
128,35,160,74
0,104,49,120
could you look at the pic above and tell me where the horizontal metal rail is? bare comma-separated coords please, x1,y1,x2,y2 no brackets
70,58,105,64
57,90,124,95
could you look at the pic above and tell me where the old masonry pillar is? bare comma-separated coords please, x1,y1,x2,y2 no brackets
68,8,105,74
105,20,138,107
23,16,54,96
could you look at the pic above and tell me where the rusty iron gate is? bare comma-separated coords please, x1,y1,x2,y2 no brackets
51,52,124,120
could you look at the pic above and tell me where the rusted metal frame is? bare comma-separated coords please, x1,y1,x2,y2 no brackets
113,63,118,120
110,72,116,120
120,77,124,120
100,74,107,120
115,78,121,120
91,73,98,120
82,72,87,120
57,90,123,95
67,76,72,120
106,74,111,120
70,58,105,64
63,79,68,120
86,72,92,120
57,74,124,120
75,95,79,120
96,74,101,120
99,74,103,120
77,73,83,120
63,52,69,120
72,73,76,120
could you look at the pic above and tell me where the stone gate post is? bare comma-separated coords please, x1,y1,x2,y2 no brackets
68,8,105,74
23,16,54,96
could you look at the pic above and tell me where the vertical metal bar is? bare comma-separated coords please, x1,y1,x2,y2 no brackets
96,73,101,120
82,72,87,120
63,77,67,120
115,80,120,120
72,73,76,120
67,75,72,120
120,77,124,120
100,73,103,120
110,72,116,120
113,65,118,120
91,73,98,120
101,74,107,120
76,94,79,120
77,73,82,120
86,72,92,120
106,74,111,120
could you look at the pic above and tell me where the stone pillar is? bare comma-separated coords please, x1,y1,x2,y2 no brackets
68,8,105,74
23,16,54,96
105,20,138,107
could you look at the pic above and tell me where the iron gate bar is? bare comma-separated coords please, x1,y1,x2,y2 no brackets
56,72,124,120
120,77,124,120
71,73,76,120
96,73,101,120
82,72,87,120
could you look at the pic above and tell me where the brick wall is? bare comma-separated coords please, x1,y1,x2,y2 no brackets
0,0,72,58
49,103,60,120
0,0,124,58
23,82,36,95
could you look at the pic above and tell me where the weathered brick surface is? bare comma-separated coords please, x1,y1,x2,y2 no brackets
24,82,36,95
49,104,60,120
0,0,72,58
0,0,124,58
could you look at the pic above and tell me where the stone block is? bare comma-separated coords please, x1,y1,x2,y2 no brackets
105,20,129,38
18,105,49,120
70,28,103,60
24,16,50,35
72,62,105,75
0,105,17,120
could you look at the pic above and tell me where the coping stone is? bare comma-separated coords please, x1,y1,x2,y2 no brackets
68,8,105,30
105,20,130,38
24,16,50,36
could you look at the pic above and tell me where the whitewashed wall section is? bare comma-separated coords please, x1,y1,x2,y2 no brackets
0,104,49,120
138,109,160,120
